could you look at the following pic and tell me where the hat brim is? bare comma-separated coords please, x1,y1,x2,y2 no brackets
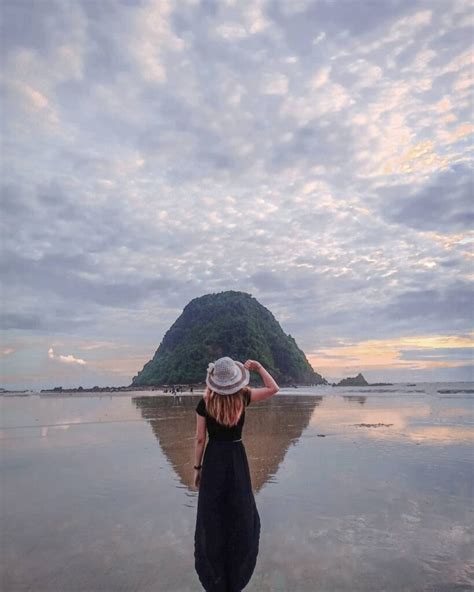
206,361,250,395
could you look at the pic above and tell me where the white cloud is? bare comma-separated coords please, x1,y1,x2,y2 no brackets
128,0,186,83
280,81,351,124
313,32,326,45
48,347,86,365
279,0,313,16
358,9,433,56
310,66,331,89
262,73,289,95
215,23,248,40
1,348,15,357
243,3,270,34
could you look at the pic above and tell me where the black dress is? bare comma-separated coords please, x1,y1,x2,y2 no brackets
194,391,260,592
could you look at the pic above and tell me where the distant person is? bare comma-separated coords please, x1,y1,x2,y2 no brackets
190,386,194,394
193,357,279,592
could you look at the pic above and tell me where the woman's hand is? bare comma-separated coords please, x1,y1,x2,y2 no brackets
194,469,201,489
244,359,262,372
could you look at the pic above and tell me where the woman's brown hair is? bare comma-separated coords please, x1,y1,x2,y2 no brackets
203,385,251,427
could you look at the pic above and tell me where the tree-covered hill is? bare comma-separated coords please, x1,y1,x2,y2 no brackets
131,291,327,386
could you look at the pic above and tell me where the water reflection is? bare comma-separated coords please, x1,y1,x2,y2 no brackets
343,395,367,405
132,395,322,493
1,388,473,592
308,395,474,445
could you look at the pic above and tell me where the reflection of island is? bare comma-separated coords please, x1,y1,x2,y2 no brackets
132,395,322,493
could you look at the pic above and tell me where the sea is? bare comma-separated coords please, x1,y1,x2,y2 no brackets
1,382,473,592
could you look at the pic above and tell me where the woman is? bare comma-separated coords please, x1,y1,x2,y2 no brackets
193,357,279,592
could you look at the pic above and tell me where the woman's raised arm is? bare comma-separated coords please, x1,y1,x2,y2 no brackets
244,359,279,403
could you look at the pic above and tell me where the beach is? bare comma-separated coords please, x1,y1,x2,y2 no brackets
1,383,473,591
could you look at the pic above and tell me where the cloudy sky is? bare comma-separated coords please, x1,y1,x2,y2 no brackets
1,0,473,389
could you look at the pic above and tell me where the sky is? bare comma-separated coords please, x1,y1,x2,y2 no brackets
1,0,473,390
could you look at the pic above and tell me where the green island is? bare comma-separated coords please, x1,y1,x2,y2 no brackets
132,290,327,387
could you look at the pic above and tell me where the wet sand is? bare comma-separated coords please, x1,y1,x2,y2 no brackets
1,384,473,591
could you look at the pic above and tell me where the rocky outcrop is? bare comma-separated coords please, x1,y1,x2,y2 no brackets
334,372,369,387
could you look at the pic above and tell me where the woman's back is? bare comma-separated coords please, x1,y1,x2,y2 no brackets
195,389,251,442
194,359,279,591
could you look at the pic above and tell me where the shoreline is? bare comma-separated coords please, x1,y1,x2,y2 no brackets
1,384,473,399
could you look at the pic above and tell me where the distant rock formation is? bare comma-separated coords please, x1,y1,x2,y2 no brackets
334,372,369,387
131,290,327,387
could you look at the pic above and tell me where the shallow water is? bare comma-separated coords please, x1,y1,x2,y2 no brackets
1,383,473,591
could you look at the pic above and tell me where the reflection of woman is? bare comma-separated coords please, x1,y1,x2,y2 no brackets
194,357,279,592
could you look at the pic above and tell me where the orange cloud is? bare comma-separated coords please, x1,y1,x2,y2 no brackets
383,140,451,175
308,333,474,374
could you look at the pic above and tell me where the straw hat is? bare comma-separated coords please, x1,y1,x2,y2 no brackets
206,356,250,395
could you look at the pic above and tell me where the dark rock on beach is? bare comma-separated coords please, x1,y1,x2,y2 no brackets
438,389,474,394
334,373,369,387
354,423,394,428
